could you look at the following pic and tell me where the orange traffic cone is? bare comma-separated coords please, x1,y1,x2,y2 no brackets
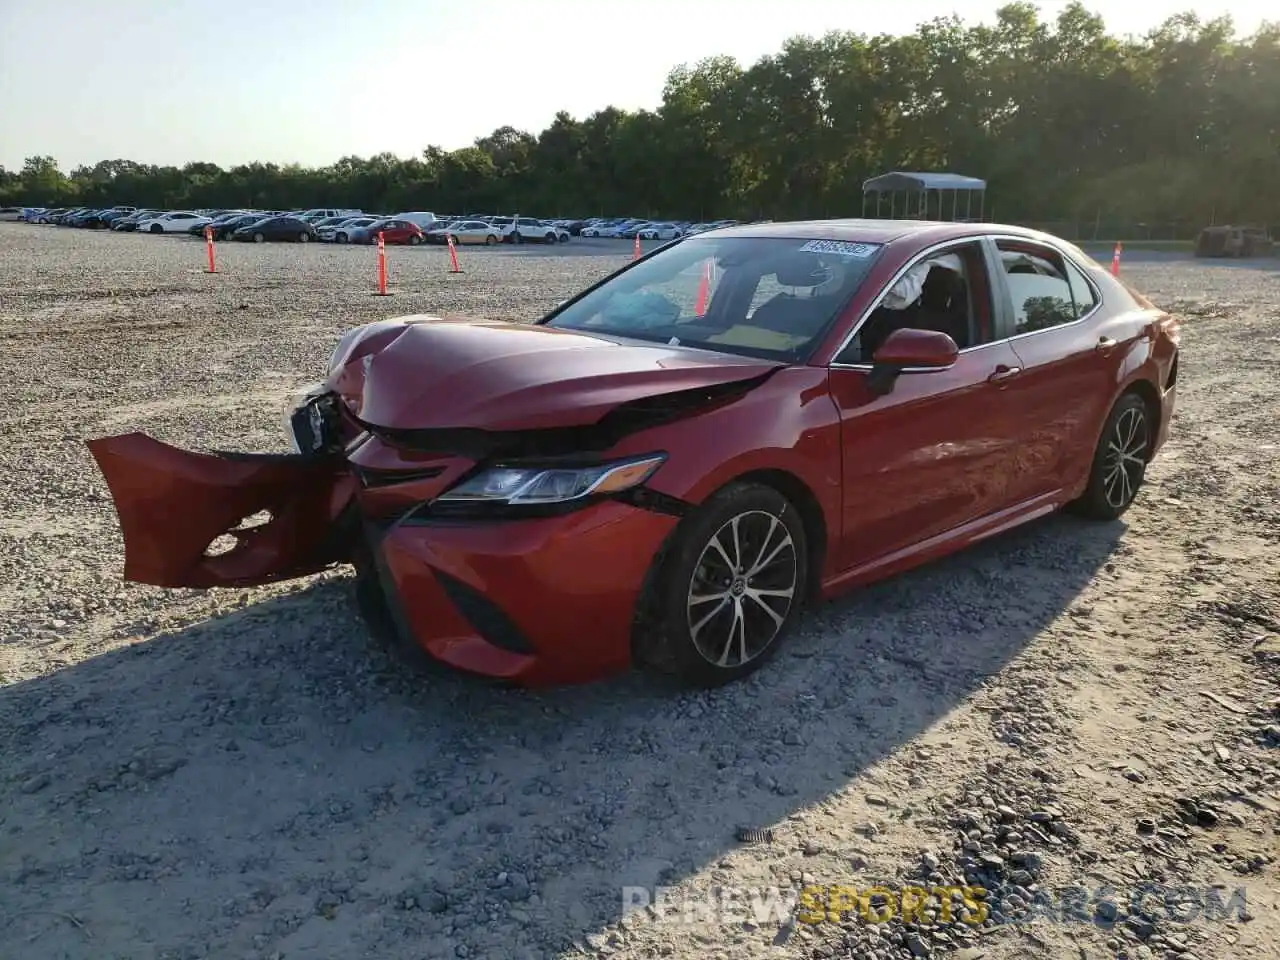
633,233,641,260
1110,241,1122,276
447,234,463,273
376,232,390,295
694,258,712,316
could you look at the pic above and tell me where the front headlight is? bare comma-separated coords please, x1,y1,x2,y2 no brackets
436,454,666,505
282,382,327,451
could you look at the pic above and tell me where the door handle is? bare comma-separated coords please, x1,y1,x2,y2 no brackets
1096,337,1117,352
987,365,1022,384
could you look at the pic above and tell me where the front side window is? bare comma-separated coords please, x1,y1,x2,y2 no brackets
996,241,1080,334
543,236,885,361
837,241,993,363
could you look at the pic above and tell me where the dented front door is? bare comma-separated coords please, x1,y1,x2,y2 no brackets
87,432,356,588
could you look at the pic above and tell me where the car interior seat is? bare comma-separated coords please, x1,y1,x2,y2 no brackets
748,257,848,338
915,266,971,348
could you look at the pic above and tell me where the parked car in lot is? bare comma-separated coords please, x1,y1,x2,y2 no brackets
230,215,317,243
637,222,686,240
392,212,440,231
112,210,163,231
138,211,211,234
350,218,426,245
491,216,565,243
188,212,251,238
298,208,362,221
426,220,503,246
582,219,635,238
320,216,379,243
0,206,24,221
84,219,1179,690
93,208,144,229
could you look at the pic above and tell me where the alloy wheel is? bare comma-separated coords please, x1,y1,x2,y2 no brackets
686,510,797,668
1102,405,1148,509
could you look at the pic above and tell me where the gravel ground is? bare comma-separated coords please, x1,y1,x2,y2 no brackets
1,223,1277,960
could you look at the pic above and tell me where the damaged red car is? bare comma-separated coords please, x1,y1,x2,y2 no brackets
88,220,1179,687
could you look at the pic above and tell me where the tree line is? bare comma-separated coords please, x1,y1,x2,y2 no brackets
3,3,1277,238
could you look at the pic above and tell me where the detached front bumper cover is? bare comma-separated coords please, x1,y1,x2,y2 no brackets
87,432,355,588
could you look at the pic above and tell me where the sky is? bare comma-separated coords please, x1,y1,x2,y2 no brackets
0,0,1271,172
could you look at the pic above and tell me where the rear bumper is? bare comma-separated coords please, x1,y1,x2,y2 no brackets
355,502,678,687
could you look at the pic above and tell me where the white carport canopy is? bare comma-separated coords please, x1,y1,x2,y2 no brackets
861,171,987,221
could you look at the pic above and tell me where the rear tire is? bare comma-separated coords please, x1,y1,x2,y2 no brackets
408,234,421,245
1070,391,1152,521
633,482,808,688
485,235,496,246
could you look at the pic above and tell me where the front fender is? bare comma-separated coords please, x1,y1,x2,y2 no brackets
609,366,842,538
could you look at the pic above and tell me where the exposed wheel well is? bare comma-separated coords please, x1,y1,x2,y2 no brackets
725,469,828,601
1120,380,1161,458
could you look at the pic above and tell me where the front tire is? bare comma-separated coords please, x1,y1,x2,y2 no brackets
634,482,808,687
1071,392,1152,520
150,224,163,234
485,234,496,246
253,232,265,243
298,231,309,242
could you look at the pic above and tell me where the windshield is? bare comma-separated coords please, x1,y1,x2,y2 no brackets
542,236,885,361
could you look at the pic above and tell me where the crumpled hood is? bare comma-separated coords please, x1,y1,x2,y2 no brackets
328,316,782,431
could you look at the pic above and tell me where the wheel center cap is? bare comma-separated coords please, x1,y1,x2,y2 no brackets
730,578,747,597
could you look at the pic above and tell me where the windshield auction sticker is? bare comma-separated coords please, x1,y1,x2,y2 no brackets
799,239,880,258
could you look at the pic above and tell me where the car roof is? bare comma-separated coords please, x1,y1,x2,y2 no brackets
706,218,1052,246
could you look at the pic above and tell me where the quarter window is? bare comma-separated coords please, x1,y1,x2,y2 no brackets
1065,260,1098,316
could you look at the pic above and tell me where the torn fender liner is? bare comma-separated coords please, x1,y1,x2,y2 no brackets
86,432,355,589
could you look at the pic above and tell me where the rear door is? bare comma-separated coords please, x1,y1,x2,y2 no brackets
987,236,1124,501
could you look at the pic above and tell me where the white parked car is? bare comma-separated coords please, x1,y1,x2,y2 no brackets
494,217,564,244
137,211,211,234
426,220,503,246
394,212,440,231
299,208,361,221
637,222,685,240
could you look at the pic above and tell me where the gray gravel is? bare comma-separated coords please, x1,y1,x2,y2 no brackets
1,224,1277,960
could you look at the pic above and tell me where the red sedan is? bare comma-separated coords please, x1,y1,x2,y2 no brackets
87,220,1178,688
360,218,425,245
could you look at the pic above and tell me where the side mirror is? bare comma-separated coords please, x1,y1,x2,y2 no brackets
866,328,958,396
